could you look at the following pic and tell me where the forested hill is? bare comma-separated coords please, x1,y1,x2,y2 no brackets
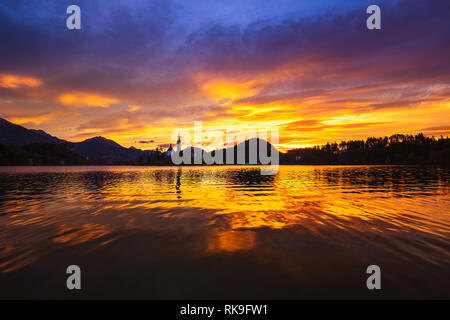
282,134,450,165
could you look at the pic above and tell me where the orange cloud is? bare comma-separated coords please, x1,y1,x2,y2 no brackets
9,114,58,126
128,105,141,112
196,73,262,102
57,92,118,108
0,74,41,88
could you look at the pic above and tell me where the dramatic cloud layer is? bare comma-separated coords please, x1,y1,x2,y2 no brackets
0,0,449,150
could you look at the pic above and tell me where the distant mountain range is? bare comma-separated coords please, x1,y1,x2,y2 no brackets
0,118,153,162
3,117,445,166
0,117,278,165
0,118,66,145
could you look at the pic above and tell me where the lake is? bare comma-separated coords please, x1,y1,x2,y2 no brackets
0,165,449,299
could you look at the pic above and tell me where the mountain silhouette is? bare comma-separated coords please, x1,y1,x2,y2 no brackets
0,118,279,164
178,146,206,164
0,118,151,162
208,137,278,165
0,118,66,146
74,136,153,162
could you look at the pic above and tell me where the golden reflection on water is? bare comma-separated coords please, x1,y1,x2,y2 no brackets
0,165,449,273
52,223,113,245
207,230,256,252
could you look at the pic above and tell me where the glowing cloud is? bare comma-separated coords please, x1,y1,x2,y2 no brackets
0,74,41,88
9,114,57,126
197,74,260,102
57,92,119,108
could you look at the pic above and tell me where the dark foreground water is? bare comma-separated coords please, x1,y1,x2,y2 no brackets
0,165,449,299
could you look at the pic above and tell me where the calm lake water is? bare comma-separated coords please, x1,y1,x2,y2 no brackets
0,165,449,299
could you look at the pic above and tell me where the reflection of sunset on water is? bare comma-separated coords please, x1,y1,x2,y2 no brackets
52,223,113,246
207,231,256,252
1,166,449,260
0,165,449,298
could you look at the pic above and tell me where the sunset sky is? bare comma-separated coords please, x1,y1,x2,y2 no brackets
0,0,449,151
